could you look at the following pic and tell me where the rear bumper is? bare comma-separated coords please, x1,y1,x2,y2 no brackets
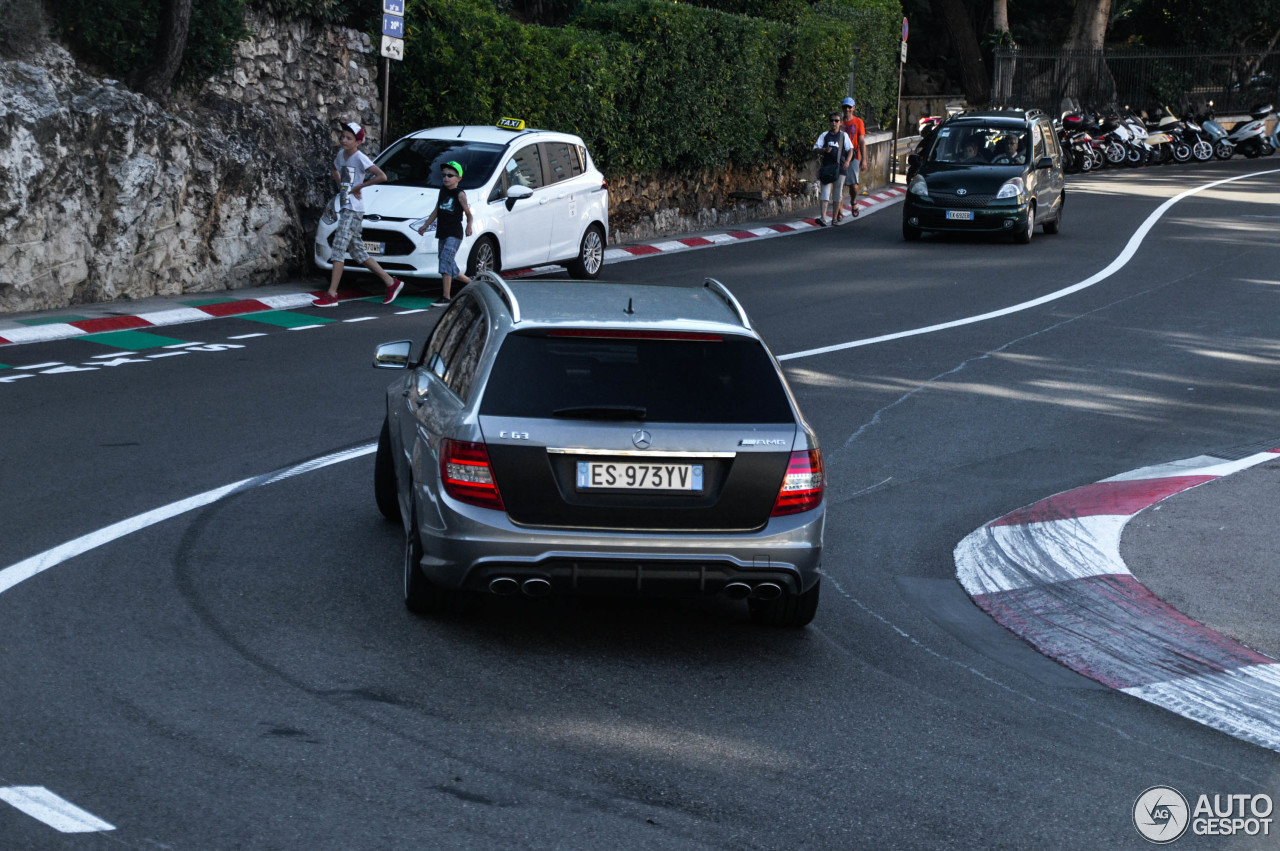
414,485,825,596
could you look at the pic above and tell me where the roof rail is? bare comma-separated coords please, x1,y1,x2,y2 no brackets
477,271,520,323
703,278,751,329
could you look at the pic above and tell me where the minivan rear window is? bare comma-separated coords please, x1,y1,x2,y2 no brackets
479,333,794,423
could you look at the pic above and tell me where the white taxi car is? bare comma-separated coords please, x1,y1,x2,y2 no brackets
314,119,610,279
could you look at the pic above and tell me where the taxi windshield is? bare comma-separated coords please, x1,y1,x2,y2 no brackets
374,139,505,189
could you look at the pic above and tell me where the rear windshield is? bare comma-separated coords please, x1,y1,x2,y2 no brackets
479,333,794,424
375,139,505,190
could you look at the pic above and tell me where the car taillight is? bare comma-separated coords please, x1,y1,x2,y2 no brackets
440,439,505,510
771,449,824,516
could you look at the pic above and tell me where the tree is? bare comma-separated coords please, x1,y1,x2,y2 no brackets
992,0,1009,33
134,0,193,102
937,0,990,103
1066,0,1112,50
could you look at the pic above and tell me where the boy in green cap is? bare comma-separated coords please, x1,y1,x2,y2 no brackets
416,160,474,304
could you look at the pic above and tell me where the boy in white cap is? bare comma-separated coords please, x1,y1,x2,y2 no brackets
840,97,866,220
313,121,404,307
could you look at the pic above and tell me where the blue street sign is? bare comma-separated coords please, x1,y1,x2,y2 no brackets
383,0,404,14
382,13,404,38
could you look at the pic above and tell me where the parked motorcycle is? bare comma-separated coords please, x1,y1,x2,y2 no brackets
1193,103,1236,160
1225,103,1274,158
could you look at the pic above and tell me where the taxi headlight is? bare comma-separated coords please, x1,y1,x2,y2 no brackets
908,176,929,197
410,217,435,233
997,178,1025,199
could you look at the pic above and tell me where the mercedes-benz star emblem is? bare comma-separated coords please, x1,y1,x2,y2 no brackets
632,429,652,449
956,188,968,195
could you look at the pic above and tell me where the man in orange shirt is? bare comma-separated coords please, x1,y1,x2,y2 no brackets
840,97,866,220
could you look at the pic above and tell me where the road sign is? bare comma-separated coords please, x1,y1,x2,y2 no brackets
381,35,404,61
383,0,404,13
900,40,907,63
382,14,405,39
902,17,908,41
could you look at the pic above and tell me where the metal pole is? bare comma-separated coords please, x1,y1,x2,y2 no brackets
890,45,905,185
382,58,391,144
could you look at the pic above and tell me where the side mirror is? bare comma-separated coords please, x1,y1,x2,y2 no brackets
373,340,412,369
1035,155,1054,170
505,183,533,210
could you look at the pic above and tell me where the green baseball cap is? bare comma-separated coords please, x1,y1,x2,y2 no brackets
443,160,463,177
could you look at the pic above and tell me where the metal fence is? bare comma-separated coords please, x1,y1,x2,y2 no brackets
991,47,1280,117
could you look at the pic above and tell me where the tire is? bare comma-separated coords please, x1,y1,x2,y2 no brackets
374,418,399,522
1192,140,1213,161
1215,140,1235,160
1042,194,1063,235
1078,150,1094,172
465,235,499,277
902,221,922,242
566,224,605,279
403,510,472,616
749,579,820,627
1171,142,1191,163
1262,141,1275,157
1014,203,1034,244
1125,144,1145,166
1105,141,1126,165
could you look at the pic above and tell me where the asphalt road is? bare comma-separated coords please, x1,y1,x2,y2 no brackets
2,159,1279,849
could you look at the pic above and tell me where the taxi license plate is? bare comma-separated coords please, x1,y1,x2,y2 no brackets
945,211,974,221
577,461,703,492
363,240,385,255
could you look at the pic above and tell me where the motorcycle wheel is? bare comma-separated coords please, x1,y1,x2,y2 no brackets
1079,151,1094,172
1262,141,1275,157
1191,140,1213,162
1125,144,1145,166
1105,141,1126,165
1214,140,1235,160
1171,142,1192,163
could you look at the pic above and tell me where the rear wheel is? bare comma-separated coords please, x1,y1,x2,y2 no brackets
465,235,499,277
1042,194,1063,235
374,418,398,521
749,580,820,627
566,224,605,279
403,500,473,615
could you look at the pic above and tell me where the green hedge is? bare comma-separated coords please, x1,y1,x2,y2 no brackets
397,0,901,175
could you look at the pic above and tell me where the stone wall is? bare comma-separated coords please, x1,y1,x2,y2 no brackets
0,12,381,314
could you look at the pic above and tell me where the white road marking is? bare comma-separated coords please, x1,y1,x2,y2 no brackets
0,373,35,383
395,309,426,315
228,333,268,339
0,786,115,833
286,324,326,331
778,168,1280,361
342,317,377,323
16,362,63,370
0,444,375,597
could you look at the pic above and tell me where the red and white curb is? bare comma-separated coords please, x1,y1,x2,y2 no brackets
0,188,905,349
955,449,1280,752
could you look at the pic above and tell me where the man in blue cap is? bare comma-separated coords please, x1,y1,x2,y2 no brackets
840,97,866,220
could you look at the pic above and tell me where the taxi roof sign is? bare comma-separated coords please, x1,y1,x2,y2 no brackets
496,117,526,131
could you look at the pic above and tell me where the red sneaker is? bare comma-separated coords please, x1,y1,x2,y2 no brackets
382,278,405,305
312,293,339,307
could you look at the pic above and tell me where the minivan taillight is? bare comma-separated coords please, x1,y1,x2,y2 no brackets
771,449,824,516
440,439,505,510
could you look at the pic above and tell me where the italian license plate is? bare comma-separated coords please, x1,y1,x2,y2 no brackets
945,210,974,221
577,461,703,492
363,240,385,255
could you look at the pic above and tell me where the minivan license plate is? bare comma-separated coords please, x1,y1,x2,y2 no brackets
577,461,703,492
945,211,974,221
363,240,385,255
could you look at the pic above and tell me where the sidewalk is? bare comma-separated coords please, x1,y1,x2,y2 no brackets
0,188,905,348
